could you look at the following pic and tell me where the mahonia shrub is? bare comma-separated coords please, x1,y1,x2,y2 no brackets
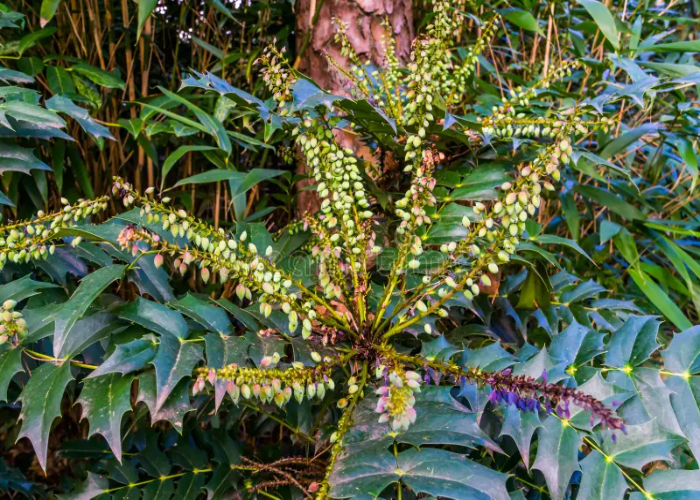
1,1,700,499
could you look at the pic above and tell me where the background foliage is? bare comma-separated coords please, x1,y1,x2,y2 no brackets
1,0,700,498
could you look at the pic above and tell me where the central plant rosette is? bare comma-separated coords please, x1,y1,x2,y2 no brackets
109,3,627,496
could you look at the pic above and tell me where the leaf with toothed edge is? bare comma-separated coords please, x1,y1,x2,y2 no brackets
170,294,233,335
499,405,542,468
0,274,59,304
0,344,24,401
203,333,250,412
532,417,581,500
137,371,194,433
17,362,74,472
52,264,126,359
149,334,202,413
577,450,628,500
117,297,189,339
87,335,158,379
56,472,109,500
77,373,135,463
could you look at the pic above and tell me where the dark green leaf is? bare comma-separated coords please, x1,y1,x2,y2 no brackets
137,371,194,432
0,345,24,401
503,8,543,34
77,374,135,462
601,420,686,470
46,95,114,140
532,417,581,500
118,297,189,339
170,294,232,334
17,361,73,471
150,334,202,413
398,448,509,500
18,27,56,55
70,62,125,90
137,0,158,39
499,405,542,467
46,65,76,95
87,335,157,379
52,265,125,359
174,472,207,500
0,274,58,303
57,472,109,500
630,469,700,500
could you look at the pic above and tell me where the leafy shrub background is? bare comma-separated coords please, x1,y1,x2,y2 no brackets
1,0,700,499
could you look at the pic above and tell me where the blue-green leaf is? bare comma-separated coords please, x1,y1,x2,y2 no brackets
532,417,581,500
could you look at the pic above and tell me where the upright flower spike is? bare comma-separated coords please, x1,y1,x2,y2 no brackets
258,52,375,326
449,14,501,106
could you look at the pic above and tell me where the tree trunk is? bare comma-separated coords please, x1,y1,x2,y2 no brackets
293,0,413,215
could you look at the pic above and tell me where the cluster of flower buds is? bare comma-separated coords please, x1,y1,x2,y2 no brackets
379,17,402,102
277,145,297,164
113,178,324,340
193,355,334,408
395,149,440,244
374,365,422,431
480,114,614,139
450,15,501,103
0,197,108,270
489,60,581,121
400,0,465,162
333,20,384,106
0,300,26,346
292,119,372,266
257,45,297,115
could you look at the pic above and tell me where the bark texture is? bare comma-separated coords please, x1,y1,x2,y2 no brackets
294,0,413,215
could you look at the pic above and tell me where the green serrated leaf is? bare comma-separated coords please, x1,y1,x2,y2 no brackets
499,404,542,468
57,472,109,500
150,334,202,413
170,294,232,334
601,420,686,470
142,477,175,499
137,371,194,432
578,450,627,500
0,274,58,304
174,472,207,500
0,344,24,401
17,361,73,471
398,448,509,500
77,373,135,462
532,417,581,500
88,335,157,379
117,297,189,339
606,315,660,368
630,469,700,500
52,265,126,359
